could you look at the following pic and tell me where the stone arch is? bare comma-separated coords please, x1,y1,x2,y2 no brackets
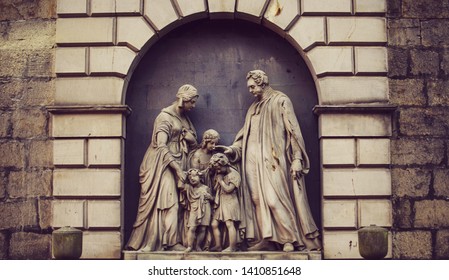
51,0,392,259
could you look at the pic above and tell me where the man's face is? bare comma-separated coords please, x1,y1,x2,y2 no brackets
247,78,264,98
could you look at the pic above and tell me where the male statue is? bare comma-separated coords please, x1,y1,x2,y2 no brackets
225,70,321,252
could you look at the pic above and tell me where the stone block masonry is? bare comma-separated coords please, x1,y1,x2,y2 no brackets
0,0,56,259
388,0,449,259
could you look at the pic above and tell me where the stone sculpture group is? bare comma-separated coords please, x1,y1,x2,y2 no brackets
126,70,322,253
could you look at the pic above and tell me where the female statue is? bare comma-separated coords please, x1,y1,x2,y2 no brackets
126,84,199,252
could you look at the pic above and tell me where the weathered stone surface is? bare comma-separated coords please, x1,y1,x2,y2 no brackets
1,20,55,50
386,0,402,18
0,80,23,108
0,232,7,259
388,48,408,77
29,140,53,168
410,49,439,76
399,108,449,137
387,19,421,46
421,20,449,47
393,198,413,228
428,80,449,106
442,48,449,76
436,230,449,259
434,169,449,197
23,51,54,79
0,172,6,199
12,109,47,139
7,170,52,198
10,232,51,260
20,79,54,106
0,200,37,230
392,231,432,259
403,0,449,19
0,79,53,108
0,50,28,78
414,200,449,228
0,0,56,21
38,199,52,229
389,79,426,106
0,141,25,168
392,168,431,198
391,139,445,166
0,111,11,137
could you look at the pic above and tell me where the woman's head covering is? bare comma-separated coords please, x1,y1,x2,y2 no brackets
176,84,199,107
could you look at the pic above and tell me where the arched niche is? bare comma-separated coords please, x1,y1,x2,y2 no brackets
124,19,321,242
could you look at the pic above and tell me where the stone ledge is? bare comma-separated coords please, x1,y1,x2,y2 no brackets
123,250,322,260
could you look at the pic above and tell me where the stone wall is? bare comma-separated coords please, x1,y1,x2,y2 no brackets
388,0,449,259
0,0,56,259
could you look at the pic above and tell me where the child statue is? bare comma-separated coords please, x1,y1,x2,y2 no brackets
189,129,220,171
179,168,213,253
209,153,241,252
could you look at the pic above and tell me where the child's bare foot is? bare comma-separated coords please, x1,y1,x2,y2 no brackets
222,246,236,252
184,247,192,253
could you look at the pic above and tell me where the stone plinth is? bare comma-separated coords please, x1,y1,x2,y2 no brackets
123,251,322,260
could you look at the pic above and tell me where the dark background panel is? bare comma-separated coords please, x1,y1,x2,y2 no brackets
125,19,321,242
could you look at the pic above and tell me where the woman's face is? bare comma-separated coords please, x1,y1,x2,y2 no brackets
183,97,198,111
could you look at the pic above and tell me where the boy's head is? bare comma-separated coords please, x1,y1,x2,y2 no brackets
186,168,202,186
209,153,229,171
201,129,220,151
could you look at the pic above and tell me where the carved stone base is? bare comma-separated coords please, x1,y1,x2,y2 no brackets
123,250,322,260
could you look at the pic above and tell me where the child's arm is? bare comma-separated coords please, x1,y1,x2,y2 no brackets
218,178,236,194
